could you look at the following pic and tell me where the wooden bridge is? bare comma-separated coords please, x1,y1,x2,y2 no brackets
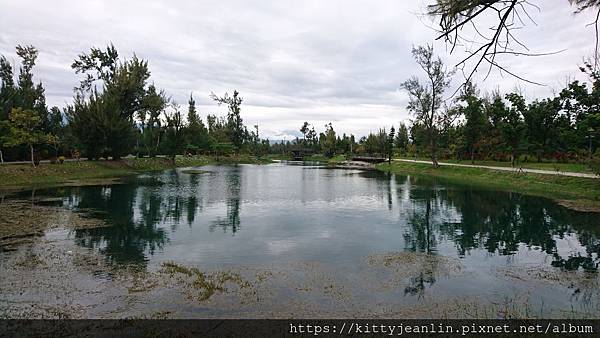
289,149,314,161
351,156,387,163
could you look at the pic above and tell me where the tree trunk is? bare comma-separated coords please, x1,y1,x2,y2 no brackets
470,149,475,164
510,151,516,168
30,144,35,167
430,136,439,168
155,134,161,156
0,149,3,164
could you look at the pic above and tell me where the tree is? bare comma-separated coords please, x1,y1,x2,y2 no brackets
395,123,410,153
251,124,261,156
47,106,65,158
323,122,336,157
388,126,396,163
0,46,51,163
0,55,15,121
0,56,14,162
401,45,453,167
307,126,317,149
184,93,210,154
426,0,600,85
300,122,310,144
523,98,561,162
0,120,9,163
69,44,153,159
163,103,185,163
139,84,168,157
458,82,486,163
501,93,527,166
211,90,246,150
560,61,600,158
6,107,53,166
14,45,47,122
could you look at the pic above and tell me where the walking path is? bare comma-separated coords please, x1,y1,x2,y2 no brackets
394,159,599,179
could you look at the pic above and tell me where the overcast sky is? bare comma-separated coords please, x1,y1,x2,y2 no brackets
0,1,598,139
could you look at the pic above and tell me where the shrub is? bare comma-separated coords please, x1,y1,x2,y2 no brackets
58,156,65,164
590,153,600,176
518,154,531,163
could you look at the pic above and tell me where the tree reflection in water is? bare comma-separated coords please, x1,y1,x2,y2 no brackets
209,166,241,234
67,184,168,266
36,166,599,275
397,174,600,275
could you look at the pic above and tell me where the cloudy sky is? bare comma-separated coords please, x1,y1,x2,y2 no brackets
0,0,598,139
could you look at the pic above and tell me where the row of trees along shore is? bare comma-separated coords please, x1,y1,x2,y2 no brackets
0,44,599,172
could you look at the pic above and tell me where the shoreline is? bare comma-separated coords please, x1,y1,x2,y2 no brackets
0,155,272,193
2,156,599,213
376,161,600,213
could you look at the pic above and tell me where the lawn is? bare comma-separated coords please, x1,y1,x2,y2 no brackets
397,157,593,173
377,161,600,210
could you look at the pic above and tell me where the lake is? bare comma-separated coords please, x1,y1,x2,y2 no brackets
1,162,599,318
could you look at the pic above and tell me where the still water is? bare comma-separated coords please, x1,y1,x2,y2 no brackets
5,162,600,317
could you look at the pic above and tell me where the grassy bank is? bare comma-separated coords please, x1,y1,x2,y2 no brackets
0,155,271,190
377,161,600,211
398,157,593,173
303,154,346,163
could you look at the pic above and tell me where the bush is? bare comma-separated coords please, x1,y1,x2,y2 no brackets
590,152,600,176
211,143,236,156
58,156,65,164
518,154,531,163
185,144,199,155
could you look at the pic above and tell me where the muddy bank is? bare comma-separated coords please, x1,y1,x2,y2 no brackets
330,160,376,170
557,199,600,213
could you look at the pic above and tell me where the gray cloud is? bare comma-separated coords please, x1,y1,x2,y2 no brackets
0,0,597,138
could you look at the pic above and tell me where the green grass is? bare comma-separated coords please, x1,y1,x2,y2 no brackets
303,154,346,163
328,154,347,163
378,161,600,204
0,155,272,190
398,157,593,173
262,153,292,161
210,153,273,164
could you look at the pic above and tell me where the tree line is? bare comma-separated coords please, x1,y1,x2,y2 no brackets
400,45,599,169
0,44,262,165
271,46,600,172
0,44,598,171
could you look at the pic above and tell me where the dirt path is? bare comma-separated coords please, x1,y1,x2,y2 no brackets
394,159,599,179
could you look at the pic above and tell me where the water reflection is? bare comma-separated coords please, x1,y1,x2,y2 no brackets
67,185,169,265
209,166,241,234
386,172,600,273
9,165,600,276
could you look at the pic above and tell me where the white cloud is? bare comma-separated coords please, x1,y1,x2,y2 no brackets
0,0,597,138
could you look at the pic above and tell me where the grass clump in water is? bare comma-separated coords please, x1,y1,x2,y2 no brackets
160,262,251,302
